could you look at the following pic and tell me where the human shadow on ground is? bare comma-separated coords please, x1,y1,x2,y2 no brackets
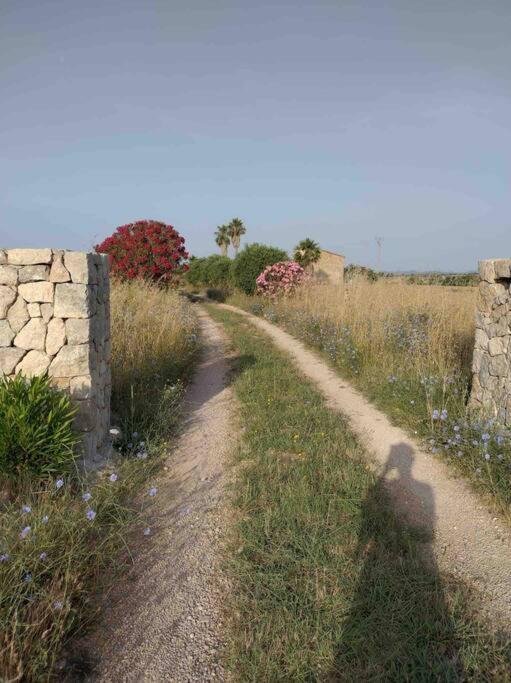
329,443,466,681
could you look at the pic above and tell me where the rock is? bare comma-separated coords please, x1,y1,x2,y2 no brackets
7,296,29,332
0,347,26,374
494,259,511,279
54,284,94,318
14,318,47,351
49,254,71,283
18,282,54,303
66,318,90,344
70,375,94,399
479,260,496,283
64,252,97,284
0,286,16,317
49,344,90,377
74,399,97,432
46,318,66,356
7,248,52,265
27,303,41,317
18,265,50,283
41,303,54,323
0,265,18,286
15,350,51,377
0,250,6,264
488,337,505,357
474,328,489,351
489,354,508,377
0,320,15,347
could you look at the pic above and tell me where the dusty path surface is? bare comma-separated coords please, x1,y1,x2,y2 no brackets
219,303,511,628
84,309,235,682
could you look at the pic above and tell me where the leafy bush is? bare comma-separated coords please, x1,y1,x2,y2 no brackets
187,255,232,289
206,288,228,302
231,243,288,295
345,264,378,282
0,374,78,480
256,261,308,297
95,219,189,284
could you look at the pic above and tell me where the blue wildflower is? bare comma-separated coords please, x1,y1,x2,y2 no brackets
56,479,64,490
109,473,118,483
149,487,157,497
22,505,31,514
86,509,96,521
0,553,9,562
20,526,31,539
82,492,92,502
432,410,439,420
39,552,47,561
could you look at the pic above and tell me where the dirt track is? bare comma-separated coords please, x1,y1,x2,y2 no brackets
220,303,511,629
85,309,235,682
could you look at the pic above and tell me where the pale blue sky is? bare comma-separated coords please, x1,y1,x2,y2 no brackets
1,1,510,271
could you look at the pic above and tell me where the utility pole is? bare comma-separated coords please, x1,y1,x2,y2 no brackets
375,236,383,272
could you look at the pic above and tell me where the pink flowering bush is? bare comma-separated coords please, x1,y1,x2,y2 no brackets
256,261,308,298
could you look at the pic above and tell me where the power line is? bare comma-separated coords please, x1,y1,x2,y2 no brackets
375,236,383,271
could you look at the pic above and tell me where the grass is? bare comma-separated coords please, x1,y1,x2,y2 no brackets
227,279,511,516
207,304,511,682
0,281,199,681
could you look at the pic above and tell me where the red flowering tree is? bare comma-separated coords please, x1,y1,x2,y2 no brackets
95,220,189,284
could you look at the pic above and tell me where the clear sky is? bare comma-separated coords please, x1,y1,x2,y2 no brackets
1,0,510,271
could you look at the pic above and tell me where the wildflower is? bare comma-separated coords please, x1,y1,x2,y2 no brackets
143,527,151,536
410,400,415,405
496,435,504,446
53,600,64,610
0,553,9,562
149,487,158,497
136,451,147,460
22,505,31,514
42,515,49,524
109,473,118,482
475,468,481,475
82,492,92,502
432,410,439,420
20,526,31,539
456,451,463,457
472,440,479,446
127,442,133,449
56,479,64,490
86,509,96,521
484,453,491,461
498,454,504,461
132,432,139,439
453,425,460,432
440,409,448,421
24,573,32,583
39,552,47,561
481,433,491,443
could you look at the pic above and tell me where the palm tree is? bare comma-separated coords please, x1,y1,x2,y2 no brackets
293,238,321,270
215,224,230,257
228,217,246,257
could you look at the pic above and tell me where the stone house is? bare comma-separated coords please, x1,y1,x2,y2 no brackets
311,249,345,287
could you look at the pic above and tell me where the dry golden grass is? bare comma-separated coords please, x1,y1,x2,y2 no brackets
110,281,199,436
277,278,477,379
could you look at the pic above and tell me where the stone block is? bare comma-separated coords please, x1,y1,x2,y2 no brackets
49,343,90,377
0,265,18,286
41,303,53,323
70,375,94,400
0,286,17,317
64,251,97,284
494,259,511,279
474,328,489,351
18,265,50,283
7,296,29,333
0,320,15,347
18,281,54,303
27,303,41,317
489,354,508,377
16,350,51,377
14,318,47,351
65,318,90,344
46,318,66,356
49,253,71,283
488,337,505,357
0,347,26,374
54,284,94,318
8,248,52,265
479,260,496,283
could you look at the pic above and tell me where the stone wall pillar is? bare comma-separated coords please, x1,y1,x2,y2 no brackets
470,258,511,426
0,248,111,466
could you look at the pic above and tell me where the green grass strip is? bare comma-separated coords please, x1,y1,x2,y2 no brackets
207,305,510,682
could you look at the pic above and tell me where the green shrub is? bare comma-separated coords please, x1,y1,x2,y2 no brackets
0,374,79,480
206,288,227,302
231,243,288,295
345,264,379,282
187,255,232,289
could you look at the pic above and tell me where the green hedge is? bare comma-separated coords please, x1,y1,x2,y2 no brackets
231,243,288,295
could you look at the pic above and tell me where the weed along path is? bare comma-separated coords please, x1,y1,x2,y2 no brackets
218,303,511,628
85,309,235,682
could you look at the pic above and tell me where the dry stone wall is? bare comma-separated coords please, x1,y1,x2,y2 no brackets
470,258,511,426
0,248,111,466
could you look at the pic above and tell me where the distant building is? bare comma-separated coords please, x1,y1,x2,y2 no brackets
311,249,345,286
